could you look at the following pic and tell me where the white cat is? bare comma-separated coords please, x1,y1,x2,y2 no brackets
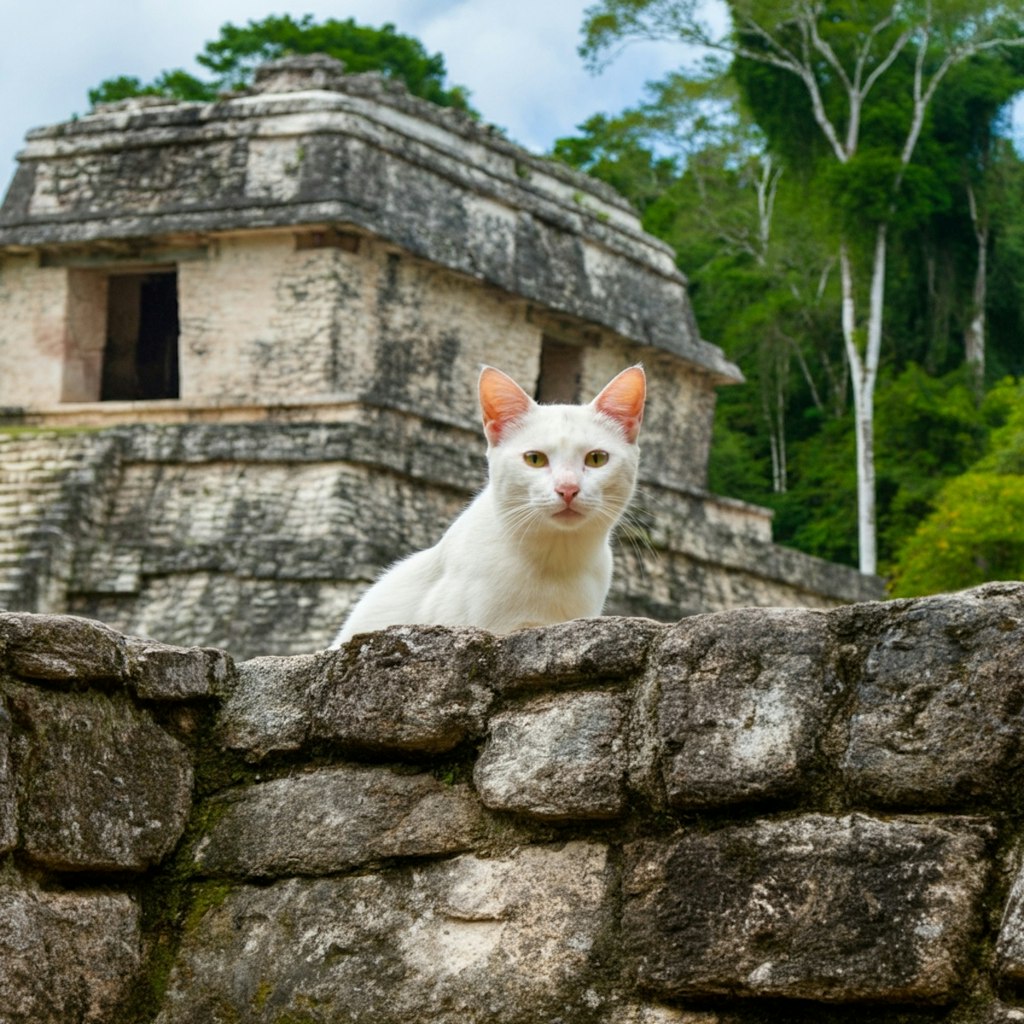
329,364,645,648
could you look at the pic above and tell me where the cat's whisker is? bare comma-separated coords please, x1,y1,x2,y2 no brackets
500,504,545,548
608,500,660,583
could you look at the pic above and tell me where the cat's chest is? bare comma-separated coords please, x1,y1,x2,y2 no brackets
470,543,611,630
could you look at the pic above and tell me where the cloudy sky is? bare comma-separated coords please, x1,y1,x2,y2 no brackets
0,0,699,185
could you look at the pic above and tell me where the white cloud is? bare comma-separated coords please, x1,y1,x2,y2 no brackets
410,0,692,149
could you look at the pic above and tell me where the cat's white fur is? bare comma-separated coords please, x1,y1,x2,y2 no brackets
329,364,645,648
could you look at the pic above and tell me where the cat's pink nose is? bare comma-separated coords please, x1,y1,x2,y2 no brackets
556,482,580,506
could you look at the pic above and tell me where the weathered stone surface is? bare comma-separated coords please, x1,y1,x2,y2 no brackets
63,427,878,658
651,607,839,808
157,841,612,1024
0,696,15,853
601,1003,709,1023
996,856,1024,981
1,592,1024,1020
194,764,486,878
217,652,319,759
127,635,235,700
10,685,193,871
311,626,495,754
841,584,1024,806
0,880,141,1023
983,1003,1024,1023
0,612,128,681
623,814,990,1004
493,617,665,691
475,690,626,820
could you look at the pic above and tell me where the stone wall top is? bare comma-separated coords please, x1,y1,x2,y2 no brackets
5,583,1024,1022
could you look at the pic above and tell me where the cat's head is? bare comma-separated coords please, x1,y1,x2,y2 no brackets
478,364,645,535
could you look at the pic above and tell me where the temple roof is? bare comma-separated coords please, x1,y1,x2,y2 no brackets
0,54,740,381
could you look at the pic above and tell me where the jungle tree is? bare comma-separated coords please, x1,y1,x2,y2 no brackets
581,0,1024,574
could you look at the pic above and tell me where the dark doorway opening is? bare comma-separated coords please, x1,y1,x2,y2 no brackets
101,271,180,401
535,337,583,404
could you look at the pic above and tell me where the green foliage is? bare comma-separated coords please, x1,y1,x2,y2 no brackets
895,473,1024,590
771,411,859,566
889,378,1024,596
985,151,1024,379
574,0,1024,584
825,151,953,232
707,412,772,503
89,71,214,106
875,365,990,560
88,14,473,112
552,112,679,213
89,76,169,106
729,54,825,174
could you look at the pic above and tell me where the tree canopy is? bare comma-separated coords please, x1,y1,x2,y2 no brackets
577,0,1024,575
88,14,473,112
564,0,1024,589
888,378,1024,594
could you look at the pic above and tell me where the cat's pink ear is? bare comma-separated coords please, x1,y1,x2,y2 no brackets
479,367,534,445
593,365,646,443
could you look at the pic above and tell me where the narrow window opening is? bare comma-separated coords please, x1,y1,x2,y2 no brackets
535,338,582,404
294,227,361,252
101,271,180,400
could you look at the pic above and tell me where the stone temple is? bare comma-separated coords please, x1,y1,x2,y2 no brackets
0,54,879,659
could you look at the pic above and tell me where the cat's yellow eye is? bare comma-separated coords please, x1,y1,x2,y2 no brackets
523,451,549,468
585,450,609,468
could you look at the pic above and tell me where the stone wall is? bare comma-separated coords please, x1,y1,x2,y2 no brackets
0,228,725,496
3,582,1024,1023
0,423,879,658
0,255,69,408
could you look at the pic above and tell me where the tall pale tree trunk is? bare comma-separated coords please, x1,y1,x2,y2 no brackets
839,224,887,576
964,181,987,384
762,347,789,494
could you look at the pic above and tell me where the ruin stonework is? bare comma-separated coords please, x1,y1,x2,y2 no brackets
2,582,1024,1023
0,54,880,649
0,423,880,660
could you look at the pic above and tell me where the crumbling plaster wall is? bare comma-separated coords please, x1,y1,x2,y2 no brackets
3,582,1024,1023
0,255,69,407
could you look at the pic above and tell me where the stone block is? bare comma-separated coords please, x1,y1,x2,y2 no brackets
840,584,1024,806
194,765,486,878
157,841,612,1024
127,636,235,701
650,607,839,809
311,626,495,755
474,690,626,820
0,612,128,682
622,813,990,1004
601,1003,712,1023
217,653,319,760
985,1003,1024,1024
0,696,14,853
10,685,193,871
493,617,664,692
0,880,141,1024
996,857,1024,981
